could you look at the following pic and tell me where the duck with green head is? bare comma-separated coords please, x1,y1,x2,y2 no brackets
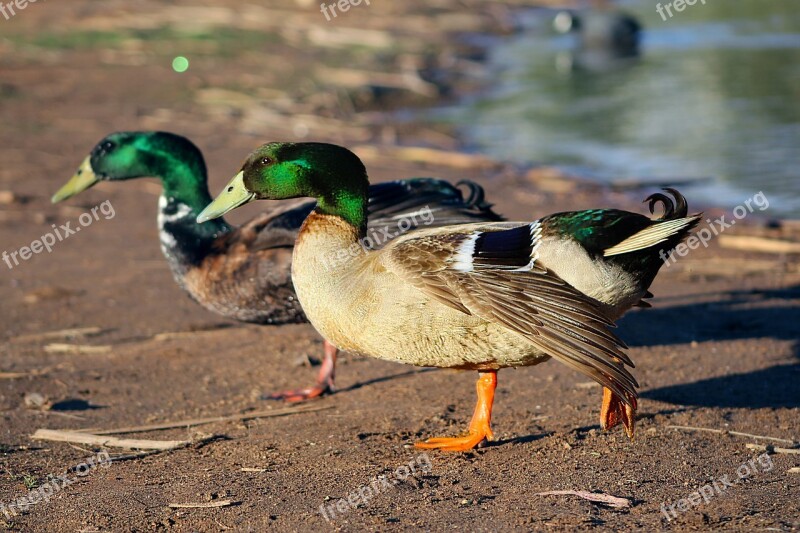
199,142,701,451
53,131,502,401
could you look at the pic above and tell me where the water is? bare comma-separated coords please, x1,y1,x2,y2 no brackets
435,0,800,217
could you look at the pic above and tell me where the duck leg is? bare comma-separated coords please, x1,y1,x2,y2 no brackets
600,387,636,439
267,340,338,403
416,370,497,452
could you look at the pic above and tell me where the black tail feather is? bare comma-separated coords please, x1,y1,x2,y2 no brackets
368,178,504,226
644,187,689,221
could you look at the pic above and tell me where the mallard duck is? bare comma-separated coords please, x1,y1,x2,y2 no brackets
52,131,502,401
198,142,701,451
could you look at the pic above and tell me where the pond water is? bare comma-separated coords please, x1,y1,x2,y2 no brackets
435,0,800,217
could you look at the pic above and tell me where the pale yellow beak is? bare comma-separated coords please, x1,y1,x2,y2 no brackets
197,171,256,223
52,157,99,203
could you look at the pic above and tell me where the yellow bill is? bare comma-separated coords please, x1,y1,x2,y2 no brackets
52,157,99,203
197,171,256,223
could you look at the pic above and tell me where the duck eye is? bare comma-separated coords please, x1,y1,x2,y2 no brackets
260,157,272,166
95,141,116,155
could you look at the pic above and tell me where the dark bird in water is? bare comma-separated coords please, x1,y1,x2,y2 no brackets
554,8,641,53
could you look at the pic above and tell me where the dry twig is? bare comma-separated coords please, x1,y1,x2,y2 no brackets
536,490,631,509
0,372,30,379
11,327,104,344
168,500,239,509
746,443,800,455
44,344,112,355
78,404,332,435
666,425,797,446
31,429,190,450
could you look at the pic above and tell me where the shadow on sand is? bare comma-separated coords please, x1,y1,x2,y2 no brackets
617,285,800,410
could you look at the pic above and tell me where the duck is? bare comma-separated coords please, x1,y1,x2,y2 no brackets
198,142,701,451
553,7,641,57
52,131,502,402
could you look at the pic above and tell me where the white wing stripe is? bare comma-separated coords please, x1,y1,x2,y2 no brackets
451,232,480,272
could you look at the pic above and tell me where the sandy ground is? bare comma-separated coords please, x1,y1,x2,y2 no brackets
1,1,799,531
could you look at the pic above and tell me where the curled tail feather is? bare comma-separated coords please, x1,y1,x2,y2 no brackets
645,187,688,221
604,188,701,258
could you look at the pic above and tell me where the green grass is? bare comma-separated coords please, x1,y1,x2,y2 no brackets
8,26,280,57
20,474,38,490
23,30,124,50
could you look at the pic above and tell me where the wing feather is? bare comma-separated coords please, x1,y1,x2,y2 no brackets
383,224,638,404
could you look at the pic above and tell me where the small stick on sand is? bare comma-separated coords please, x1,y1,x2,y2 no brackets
0,372,30,379
168,500,239,509
666,425,797,446
78,404,332,436
44,344,112,355
536,490,631,509
746,443,800,455
11,327,104,344
1,365,62,380
31,429,190,450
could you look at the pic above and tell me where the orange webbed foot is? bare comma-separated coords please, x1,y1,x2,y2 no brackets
415,427,494,452
265,340,337,403
415,370,497,452
267,383,332,403
600,387,637,439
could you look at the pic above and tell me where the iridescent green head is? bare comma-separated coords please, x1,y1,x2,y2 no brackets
52,131,209,209
198,142,369,229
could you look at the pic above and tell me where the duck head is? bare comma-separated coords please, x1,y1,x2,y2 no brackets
52,131,207,204
198,142,369,229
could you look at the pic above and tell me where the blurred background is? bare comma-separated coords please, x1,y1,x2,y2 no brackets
434,0,800,216
1,0,797,217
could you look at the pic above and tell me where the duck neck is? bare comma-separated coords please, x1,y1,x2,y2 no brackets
315,191,367,239
158,166,231,279
295,210,366,275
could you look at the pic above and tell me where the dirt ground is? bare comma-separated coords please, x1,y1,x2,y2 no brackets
1,1,799,531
